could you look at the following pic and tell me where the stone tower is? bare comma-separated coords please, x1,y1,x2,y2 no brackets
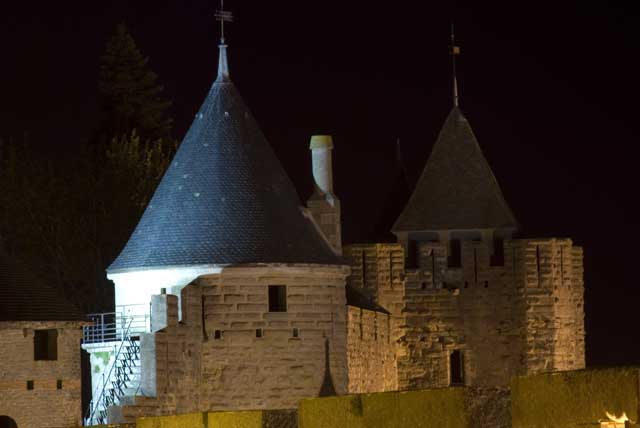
94,33,350,422
344,105,585,391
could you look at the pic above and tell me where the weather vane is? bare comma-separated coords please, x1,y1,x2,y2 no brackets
450,22,461,107
215,0,234,44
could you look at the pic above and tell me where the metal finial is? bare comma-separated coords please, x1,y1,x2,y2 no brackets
215,0,233,45
450,22,461,108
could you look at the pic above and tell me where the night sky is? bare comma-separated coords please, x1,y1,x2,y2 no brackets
1,1,639,367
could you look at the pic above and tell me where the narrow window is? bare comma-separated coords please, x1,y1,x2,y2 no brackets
34,329,58,360
201,295,208,340
292,328,299,338
56,380,63,390
26,380,34,390
268,285,287,312
361,250,368,288
491,238,505,266
448,239,462,268
536,245,542,287
214,330,222,340
450,350,464,385
389,252,394,288
473,248,478,284
256,328,263,338
406,240,418,269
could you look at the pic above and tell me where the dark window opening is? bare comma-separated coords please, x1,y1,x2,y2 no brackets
484,281,489,288
34,329,58,360
56,380,63,390
421,282,427,290
464,281,469,288
0,416,18,428
491,238,505,266
292,328,299,338
450,350,464,385
361,250,368,287
406,240,418,269
268,285,287,312
448,239,462,268
214,330,222,340
256,328,263,338
26,380,34,390
201,296,208,340
536,245,542,287
473,248,478,284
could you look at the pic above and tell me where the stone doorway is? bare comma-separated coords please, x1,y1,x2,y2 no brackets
0,416,17,428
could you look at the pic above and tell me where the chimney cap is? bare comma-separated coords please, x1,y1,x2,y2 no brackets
310,135,333,150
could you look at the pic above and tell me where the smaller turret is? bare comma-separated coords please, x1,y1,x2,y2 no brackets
307,135,342,255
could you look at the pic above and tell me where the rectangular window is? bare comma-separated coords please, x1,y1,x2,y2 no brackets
56,380,63,390
450,350,464,385
26,380,34,390
490,238,505,266
268,285,287,312
34,329,58,360
406,240,418,269
448,239,462,268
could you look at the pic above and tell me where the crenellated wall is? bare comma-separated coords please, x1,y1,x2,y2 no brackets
344,237,585,392
346,306,397,393
115,264,349,422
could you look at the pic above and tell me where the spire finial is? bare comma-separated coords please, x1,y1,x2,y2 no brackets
450,22,461,107
215,0,233,81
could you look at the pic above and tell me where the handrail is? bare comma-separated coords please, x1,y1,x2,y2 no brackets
85,316,135,425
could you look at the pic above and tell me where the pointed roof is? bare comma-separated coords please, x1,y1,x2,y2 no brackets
393,107,518,232
0,246,84,322
108,46,340,273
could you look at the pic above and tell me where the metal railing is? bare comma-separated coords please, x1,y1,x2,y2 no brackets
84,317,141,426
83,305,150,344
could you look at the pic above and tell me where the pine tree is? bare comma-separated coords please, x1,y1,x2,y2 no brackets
99,23,173,143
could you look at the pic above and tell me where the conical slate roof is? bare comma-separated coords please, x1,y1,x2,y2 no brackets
393,107,517,232
108,46,339,273
0,246,84,322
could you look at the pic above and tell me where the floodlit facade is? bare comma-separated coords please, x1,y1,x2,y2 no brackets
79,30,585,426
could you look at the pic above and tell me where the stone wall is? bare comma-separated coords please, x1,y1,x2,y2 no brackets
346,306,396,393
117,264,349,421
344,237,585,392
0,321,84,428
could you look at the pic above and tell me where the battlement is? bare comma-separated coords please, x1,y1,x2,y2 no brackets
343,237,585,391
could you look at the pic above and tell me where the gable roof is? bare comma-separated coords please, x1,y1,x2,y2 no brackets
0,246,85,322
108,46,340,273
393,107,518,232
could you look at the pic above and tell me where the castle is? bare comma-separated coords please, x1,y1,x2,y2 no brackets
0,19,585,428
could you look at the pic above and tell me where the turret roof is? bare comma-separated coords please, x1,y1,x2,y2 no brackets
393,107,518,232
108,46,340,273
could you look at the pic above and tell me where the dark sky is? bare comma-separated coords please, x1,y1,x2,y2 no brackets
1,1,639,367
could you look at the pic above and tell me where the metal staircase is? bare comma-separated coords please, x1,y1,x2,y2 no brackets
84,318,141,426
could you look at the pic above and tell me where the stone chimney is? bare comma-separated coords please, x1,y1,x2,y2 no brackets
307,135,342,254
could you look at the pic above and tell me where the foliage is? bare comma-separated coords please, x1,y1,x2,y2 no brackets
0,24,176,314
0,132,172,313
99,23,173,144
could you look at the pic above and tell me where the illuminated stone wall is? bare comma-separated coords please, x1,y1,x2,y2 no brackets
344,237,585,392
346,306,397,393
114,265,349,421
0,321,83,428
